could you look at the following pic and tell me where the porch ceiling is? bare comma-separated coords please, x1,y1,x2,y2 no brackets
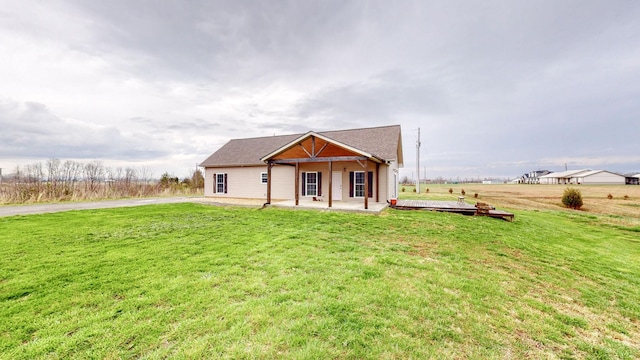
272,137,359,160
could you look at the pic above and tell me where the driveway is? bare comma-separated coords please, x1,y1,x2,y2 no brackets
0,197,200,217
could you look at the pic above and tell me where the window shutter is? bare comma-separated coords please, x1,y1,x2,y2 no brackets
301,172,306,196
349,172,354,197
213,173,217,193
224,173,228,194
367,171,373,198
317,172,322,196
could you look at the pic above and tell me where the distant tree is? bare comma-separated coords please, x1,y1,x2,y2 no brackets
562,188,583,210
191,169,204,189
159,172,179,189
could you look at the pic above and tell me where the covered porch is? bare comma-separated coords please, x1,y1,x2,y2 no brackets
261,132,386,210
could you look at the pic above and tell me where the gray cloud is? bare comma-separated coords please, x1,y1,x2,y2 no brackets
0,100,168,160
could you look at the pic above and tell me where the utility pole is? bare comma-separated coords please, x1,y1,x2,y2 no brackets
416,127,421,194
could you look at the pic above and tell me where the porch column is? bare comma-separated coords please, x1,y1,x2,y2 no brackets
266,161,272,204
375,162,380,203
364,160,368,210
295,162,299,206
328,160,333,208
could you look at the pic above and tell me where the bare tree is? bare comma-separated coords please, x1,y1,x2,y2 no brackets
83,161,105,193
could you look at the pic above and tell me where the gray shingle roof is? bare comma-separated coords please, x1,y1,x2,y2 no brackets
200,125,402,167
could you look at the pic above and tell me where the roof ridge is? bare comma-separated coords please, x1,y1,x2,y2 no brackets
318,124,401,134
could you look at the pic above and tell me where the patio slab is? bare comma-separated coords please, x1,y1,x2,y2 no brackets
269,199,388,214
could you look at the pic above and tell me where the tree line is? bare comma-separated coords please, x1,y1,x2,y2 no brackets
0,158,203,204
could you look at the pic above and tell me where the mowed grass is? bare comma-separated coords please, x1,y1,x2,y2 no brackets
1,203,640,359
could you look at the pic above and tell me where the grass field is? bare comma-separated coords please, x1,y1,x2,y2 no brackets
1,186,640,358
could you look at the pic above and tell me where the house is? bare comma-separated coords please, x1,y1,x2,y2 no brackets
539,169,591,184
539,169,627,185
518,170,552,184
573,170,625,185
199,125,403,209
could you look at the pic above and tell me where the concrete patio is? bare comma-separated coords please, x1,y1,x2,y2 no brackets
269,199,388,214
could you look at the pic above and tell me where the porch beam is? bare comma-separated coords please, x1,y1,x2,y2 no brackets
328,160,333,208
266,161,273,204
298,143,312,158
295,162,299,206
375,162,380,203
272,156,371,164
364,160,368,210
311,136,315,158
315,142,329,157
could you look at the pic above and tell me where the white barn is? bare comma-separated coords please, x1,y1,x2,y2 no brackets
539,169,591,185
539,169,627,185
573,170,625,185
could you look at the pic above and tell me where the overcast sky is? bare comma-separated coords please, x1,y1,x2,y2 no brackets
1,0,639,180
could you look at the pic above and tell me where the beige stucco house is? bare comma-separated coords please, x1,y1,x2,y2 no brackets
200,125,403,209
539,169,626,185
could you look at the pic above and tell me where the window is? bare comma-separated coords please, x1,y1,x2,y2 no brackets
354,171,365,197
349,171,373,198
261,172,268,184
301,172,322,197
305,171,317,196
214,173,227,194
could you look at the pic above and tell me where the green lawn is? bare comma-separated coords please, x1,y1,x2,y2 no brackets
1,203,639,359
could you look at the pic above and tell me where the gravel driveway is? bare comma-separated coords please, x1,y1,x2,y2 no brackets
0,197,201,217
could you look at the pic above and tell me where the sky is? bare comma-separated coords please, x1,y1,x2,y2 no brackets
1,0,639,180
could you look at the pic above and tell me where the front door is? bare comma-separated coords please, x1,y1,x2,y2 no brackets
332,171,342,201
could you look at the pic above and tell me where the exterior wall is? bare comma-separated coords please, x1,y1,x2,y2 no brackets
539,177,556,184
579,172,625,185
205,161,395,202
204,165,294,199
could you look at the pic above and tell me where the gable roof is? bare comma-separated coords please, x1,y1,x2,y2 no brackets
260,131,384,163
575,170,625,178
539,169,591,178
200,125,403,168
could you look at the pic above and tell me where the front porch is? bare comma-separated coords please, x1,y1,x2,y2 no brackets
261,131,388,210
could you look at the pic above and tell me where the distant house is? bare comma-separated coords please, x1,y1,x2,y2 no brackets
539,169,591,184
539,169,626,185
199,125,404,209
519,170,552,184
573,170,625,185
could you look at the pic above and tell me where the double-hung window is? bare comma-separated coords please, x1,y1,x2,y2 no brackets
214,173,227,194
354,171,365,197
261,172,268,184
305,171,318,196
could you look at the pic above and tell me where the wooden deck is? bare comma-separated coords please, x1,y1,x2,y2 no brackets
393,200,514,221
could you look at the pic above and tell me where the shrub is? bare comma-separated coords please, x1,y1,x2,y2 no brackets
461,189,466,196
412,188,416,193
562,188,583,210
425,188,429,193
607,193,613,200
401,187,405,192
624,195,629,200
474,193,479,198
448,188,453,194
